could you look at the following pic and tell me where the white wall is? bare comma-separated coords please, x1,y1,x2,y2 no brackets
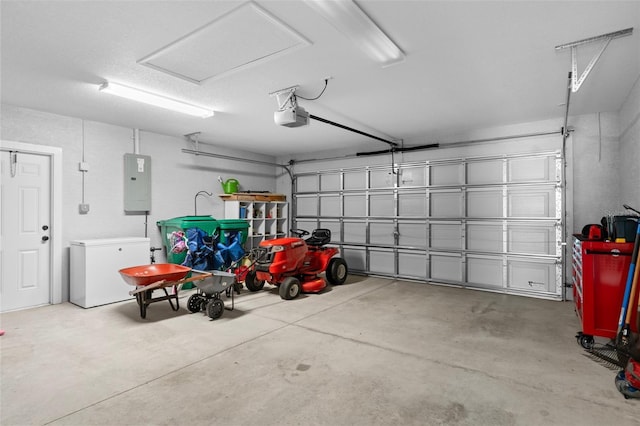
619,75,640,211
1,104,278,301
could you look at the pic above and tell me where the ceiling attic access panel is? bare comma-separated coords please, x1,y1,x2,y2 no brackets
138,2,311,84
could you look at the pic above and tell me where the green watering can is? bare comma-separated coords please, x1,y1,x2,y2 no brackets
218,176,239,194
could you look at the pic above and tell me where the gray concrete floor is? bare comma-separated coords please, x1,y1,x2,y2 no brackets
1,276,639,425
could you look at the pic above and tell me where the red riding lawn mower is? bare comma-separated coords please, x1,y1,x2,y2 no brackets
244,228,348,300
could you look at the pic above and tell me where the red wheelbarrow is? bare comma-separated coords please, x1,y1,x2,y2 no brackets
119,264,213,319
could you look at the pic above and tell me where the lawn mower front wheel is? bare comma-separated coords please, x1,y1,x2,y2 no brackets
280,277,301,300
245,271,266,292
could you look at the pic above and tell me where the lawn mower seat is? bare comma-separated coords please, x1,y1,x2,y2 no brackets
305,229,331,247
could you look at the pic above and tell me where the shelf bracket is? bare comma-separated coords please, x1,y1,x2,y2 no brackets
555,27,633,93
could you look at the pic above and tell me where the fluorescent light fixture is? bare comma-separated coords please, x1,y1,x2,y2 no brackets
98,81,214,118
304,0,404,67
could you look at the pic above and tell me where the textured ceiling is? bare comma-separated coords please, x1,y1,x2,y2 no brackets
1,1,639,157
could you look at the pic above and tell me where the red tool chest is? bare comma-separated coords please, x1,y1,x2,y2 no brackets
572,236,638,346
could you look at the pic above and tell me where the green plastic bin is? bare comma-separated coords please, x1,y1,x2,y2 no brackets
218,219,249,247
157,216,219,288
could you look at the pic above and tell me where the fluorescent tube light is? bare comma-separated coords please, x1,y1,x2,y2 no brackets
98,81,214,118
304,0,404,67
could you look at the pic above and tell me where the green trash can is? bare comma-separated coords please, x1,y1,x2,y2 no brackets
157,216,219,288
218,219,249,247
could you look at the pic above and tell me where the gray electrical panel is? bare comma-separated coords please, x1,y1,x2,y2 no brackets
124,154,151,212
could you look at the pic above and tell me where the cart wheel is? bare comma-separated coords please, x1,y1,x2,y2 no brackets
279,277,301,300
326,257,348,285
245,271,265,292
206,299,224,320
578,334,594,349
187,294,203,313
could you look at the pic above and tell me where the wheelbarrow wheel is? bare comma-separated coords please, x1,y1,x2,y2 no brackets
279,277,301,300
187,294,204,313
206,299,224,320
245,271,265,292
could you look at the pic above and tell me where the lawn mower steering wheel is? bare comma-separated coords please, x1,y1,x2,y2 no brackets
290,229,310,238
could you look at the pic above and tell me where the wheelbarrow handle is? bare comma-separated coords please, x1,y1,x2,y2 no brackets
129,280,166,295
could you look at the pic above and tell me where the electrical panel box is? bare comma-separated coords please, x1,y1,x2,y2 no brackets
124,154,151,212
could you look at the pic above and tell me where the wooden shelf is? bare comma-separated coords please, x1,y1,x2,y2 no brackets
219,193,286,202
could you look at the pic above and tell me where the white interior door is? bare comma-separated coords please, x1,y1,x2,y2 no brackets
1,150,52,311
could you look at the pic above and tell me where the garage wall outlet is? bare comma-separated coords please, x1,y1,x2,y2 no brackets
79,203,90,214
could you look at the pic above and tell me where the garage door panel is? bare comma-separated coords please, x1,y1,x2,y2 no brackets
371,168,393,188
507,259,556,293
430,223,461,249
467,256,503,288
296,196,318,217
370,249,395,274
344,194,366,217
400,166,426,187
398,222,427,248
431,163,462,185
343,248,366,271
370,193,394,216
467,160,503,184
399,251,427,277
431,253,462,281
320,173,340,191
467,190,502,217
344,221,366,244
370,222,394,245
467,223,503,252
508,156,554,182
508,223,556,255
399,191,426,216
319,195,340,217
297,175,318,192
344,171,366,190
430,191,461,217
508,188,554,217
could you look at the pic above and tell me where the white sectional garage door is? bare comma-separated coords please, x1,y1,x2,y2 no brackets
293,149,564,300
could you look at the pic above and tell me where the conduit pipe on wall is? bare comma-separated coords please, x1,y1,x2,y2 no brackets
133,128,140,154
181,148,295,183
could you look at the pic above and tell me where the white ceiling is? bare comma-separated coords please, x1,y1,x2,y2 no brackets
2,1,639,157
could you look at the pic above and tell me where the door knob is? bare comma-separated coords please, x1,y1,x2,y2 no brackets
42,236,50,242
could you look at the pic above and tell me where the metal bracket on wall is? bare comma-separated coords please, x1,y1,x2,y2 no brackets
555,27,633,93
185,132,201,151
